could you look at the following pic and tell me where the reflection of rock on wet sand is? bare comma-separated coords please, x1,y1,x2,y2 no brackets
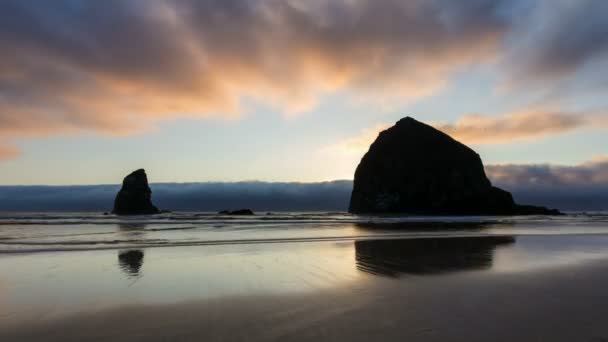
118,223,147,240
118,223,147,231
118,250,144,277
354,221,495,232
355,236,515,277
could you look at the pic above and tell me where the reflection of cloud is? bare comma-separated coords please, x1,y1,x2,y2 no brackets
433,111,607,144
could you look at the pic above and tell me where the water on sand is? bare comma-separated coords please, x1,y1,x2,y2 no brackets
1,212,608,341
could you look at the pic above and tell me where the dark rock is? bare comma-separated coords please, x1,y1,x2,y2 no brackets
349,117,561,215
219,209,255,215
113,169,160,215
514,205,562,216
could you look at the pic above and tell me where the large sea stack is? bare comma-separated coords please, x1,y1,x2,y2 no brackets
113,169,160,215
349,117,560,215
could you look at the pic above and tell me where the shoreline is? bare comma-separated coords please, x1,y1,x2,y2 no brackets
3,229,608,255
1,233,608,340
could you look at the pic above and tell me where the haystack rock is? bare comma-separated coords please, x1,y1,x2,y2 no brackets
349,117,561,215
113,169,160,215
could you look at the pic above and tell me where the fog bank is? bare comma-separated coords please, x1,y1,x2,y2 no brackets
0,178,606,212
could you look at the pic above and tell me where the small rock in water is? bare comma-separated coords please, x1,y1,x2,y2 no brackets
219,209,255,215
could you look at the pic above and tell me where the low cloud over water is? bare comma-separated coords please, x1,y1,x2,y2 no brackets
1,159,607,212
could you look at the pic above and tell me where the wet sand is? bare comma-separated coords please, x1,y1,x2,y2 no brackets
1,235,608,341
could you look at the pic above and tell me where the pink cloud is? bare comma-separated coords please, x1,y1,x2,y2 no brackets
433,111,607,144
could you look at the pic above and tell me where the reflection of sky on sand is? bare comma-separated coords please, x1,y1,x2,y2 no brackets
0,241,359,323
3,234,608,326
492,235,608,272
0,282,5,321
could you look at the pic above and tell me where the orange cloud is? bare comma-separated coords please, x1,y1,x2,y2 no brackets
433,111,607,144
0,0,509,159
325,110,607,160
0,144,18,160
324,123,392,156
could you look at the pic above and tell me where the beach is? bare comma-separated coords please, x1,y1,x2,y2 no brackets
2,1,606,340
1,213,608,341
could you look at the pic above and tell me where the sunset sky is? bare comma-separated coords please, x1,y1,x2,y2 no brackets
0,0,607,185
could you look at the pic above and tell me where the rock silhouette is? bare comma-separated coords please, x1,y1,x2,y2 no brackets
219,209,255,215
349,117,561,215
113,169,160,215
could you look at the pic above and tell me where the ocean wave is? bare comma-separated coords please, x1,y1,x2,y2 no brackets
1,212,607,255
0,233,517,254
0,211,513,225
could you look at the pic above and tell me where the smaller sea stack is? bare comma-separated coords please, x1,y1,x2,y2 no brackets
113,169,160,215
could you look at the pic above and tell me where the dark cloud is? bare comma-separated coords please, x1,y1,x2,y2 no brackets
486,157,608,188
486,157,608,210
506,0,608,82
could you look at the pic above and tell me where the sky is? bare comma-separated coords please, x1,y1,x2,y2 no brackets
0,0,607,186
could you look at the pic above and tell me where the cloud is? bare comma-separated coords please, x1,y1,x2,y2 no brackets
485,156,608,210
433,110,608,144
0,0,505,154
324,109,607,156
0,181,353,212
504,0,608,83
0,143,18,160
323,123,391,155
1,162,607,211
0,0,513,158
486,156,608,188
1,0,607,160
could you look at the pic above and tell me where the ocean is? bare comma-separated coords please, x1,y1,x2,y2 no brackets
0,211,607,253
